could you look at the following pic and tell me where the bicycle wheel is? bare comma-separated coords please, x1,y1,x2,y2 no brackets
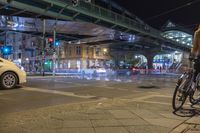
189,74,200,105
172,73,190,111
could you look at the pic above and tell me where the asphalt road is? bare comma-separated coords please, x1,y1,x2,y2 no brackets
2,75,200,133
0,75,177,114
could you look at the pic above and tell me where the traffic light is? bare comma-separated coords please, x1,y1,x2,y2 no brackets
45,60,52,65
48,37,53,42
72,0,79,6
47,37,53,48
1,46,12,55
55,40,61,47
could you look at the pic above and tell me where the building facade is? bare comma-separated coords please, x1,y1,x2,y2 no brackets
1,31,111,72
58,43,110,70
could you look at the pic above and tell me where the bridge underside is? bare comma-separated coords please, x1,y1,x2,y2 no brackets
0,0,191,52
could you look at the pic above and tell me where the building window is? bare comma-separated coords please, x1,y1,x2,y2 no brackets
96,47,100,56
18,53,22,58
86,47,89,55
69,47,72,56
76,46,81,55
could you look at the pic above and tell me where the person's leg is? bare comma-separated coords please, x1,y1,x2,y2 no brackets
191,60,200,92
193,60,200,82
195,60,200,81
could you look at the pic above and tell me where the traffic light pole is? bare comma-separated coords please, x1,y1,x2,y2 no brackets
53,25,56,78
42,19,46,76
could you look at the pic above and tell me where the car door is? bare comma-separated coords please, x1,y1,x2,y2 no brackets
0,59,3,68
0,59,4,75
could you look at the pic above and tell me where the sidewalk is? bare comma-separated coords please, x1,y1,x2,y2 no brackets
0,93,199,133
172,117,200,133
171,105,200,133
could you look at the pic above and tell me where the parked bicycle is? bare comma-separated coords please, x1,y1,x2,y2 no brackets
172,58,200,111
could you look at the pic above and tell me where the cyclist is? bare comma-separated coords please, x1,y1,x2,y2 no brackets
191,25,200,89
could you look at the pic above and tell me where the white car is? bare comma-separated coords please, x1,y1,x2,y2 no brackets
0,57,26,89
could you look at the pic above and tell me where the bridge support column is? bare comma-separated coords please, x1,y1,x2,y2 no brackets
145,54,155,70
143,52,156,73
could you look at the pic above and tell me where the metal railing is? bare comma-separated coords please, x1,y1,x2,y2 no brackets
0,0,191,50
54,0,161,37
45,0,190,50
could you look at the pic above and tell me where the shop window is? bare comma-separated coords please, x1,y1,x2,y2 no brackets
96,47,100,56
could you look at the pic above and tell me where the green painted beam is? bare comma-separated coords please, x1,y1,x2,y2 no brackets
43,0,153,36
0,0,191,51
0,0,73,20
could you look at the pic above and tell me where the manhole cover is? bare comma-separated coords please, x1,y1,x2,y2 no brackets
138,85,159,89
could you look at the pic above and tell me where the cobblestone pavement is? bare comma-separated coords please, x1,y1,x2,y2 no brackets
171,104,200,133
1,89,200,133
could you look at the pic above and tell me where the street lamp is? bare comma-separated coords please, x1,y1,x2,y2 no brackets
103,48,108,53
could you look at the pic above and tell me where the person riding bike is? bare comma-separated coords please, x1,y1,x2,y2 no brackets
172,26,200,110
191,25,200,89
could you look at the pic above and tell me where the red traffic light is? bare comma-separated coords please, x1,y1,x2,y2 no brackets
48,38,53,42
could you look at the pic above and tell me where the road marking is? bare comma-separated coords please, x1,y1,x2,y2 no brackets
21,87,96,99
135,100,192,107
27,76,68,79
130,94,172,105
0,97,16,101
96,86,129,91
54,80,89,86
136,100,171,105
29,79,89,87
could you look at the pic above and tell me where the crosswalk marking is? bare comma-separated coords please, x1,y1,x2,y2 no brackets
136,100,171,105
22,87,96,99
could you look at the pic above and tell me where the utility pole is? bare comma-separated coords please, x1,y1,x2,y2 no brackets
53,24,56,78
42,19,46,76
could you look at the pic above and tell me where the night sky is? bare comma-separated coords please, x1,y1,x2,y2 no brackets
114,0,200,32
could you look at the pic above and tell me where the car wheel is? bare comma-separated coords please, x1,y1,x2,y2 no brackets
0,72,17,89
